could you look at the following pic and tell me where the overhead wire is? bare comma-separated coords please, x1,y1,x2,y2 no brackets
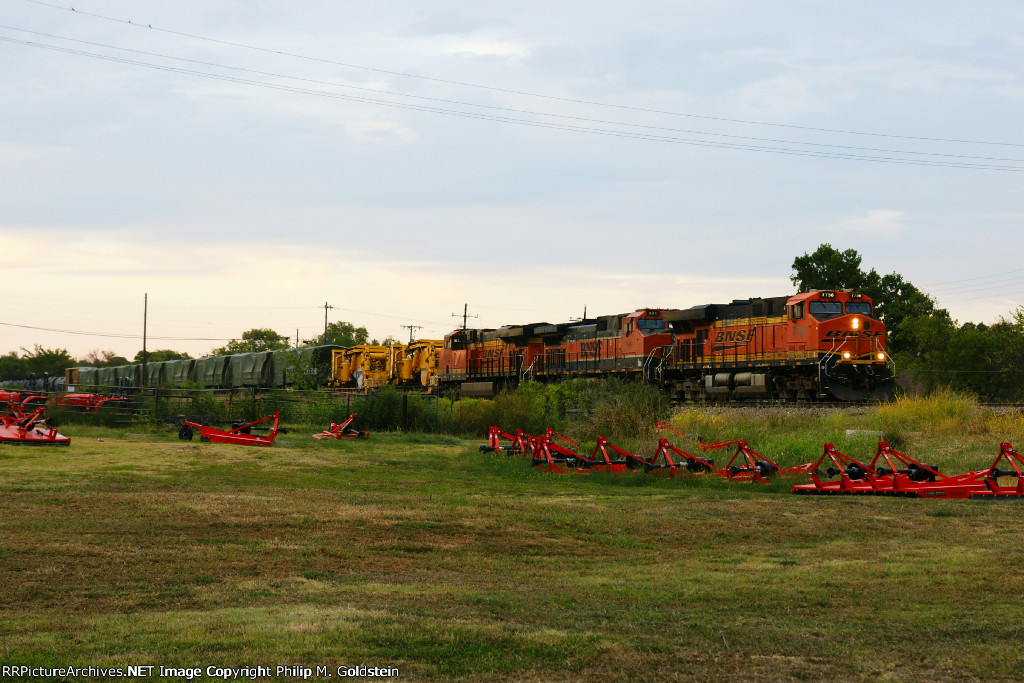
3,34,1023,171
22,0,1024,149
0,321,234,341
5,25,1024,166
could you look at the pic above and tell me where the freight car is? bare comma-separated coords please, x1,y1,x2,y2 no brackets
66,345,342,392
63,340,445,393
436,291,893,401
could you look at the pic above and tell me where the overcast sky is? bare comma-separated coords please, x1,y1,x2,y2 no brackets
3,1,1023,360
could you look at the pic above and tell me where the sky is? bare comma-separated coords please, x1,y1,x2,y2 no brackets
2,1,1023,360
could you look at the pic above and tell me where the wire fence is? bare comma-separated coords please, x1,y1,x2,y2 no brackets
41,385,447,432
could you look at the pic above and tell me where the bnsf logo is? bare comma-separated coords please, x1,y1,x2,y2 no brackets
713,330,752,343
479,348,508,358
823,330,882,339
580,341,601,358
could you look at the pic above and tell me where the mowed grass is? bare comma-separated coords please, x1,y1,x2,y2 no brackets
2,409,1024,681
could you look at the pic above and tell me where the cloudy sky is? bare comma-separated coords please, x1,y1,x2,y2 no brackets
3,1,1023,359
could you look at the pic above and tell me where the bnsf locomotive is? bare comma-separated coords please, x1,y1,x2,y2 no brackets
437,290,893,401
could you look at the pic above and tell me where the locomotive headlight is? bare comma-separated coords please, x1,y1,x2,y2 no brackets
878,353,885,361
843,352,851,359
851,317,860,329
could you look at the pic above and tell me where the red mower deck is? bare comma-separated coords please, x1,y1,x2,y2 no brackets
179,412,285,447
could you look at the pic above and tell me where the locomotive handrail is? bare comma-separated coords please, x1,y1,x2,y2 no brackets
642,347,663,385
520,358,535,382
875,337,896,379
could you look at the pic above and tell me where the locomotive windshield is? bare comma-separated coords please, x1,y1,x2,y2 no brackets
637,318,666,331
845,301,872,316
808,301,843,320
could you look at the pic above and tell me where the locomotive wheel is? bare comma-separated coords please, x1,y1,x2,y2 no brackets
178,425,194,440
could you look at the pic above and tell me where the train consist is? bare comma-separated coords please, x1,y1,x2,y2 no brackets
437,290,892,401
48,289,891,402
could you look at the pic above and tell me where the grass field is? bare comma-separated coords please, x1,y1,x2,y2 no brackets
2,400,1024,681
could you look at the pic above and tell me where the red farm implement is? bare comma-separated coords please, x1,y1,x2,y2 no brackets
57,393,130,413
481,426,578,456
0,390,48,413
644,437,721,477
792,441,1024,499
178,412,285,447
530,434,648,474
480,426,531,454
0,403,70,447
967,443,1024,499
701,439,815,481
313,413,368,440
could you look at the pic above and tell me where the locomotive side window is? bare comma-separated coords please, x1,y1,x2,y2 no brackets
845,301,872,316
808,301,843,320
788,303,804,320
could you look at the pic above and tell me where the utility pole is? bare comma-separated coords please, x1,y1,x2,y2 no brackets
401,325,422,343
141,292,148,390
323,302,334,343
452,304,478,331
296,328,299,348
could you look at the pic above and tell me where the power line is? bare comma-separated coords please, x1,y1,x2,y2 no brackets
4,35,1023,171
23,0,1024,149
5,25,1024,166
919,267,1024,291
0,321,234,341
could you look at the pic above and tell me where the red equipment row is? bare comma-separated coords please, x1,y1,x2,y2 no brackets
483,425,1024,499
792,441,1024,499
481,426,814,480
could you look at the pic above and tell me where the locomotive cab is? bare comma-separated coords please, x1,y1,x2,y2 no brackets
787,290,892,400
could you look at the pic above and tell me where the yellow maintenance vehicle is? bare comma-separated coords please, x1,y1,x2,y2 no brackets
394,339,443,389
330,345,391,390
328,340,444,391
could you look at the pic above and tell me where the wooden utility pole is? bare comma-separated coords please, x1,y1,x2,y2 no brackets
141,292,148,390
323,302,334,342
452,304,478,331
401,325,422,343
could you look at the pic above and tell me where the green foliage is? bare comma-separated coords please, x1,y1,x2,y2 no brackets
0,345,77,380
900,313,1024,401
790,244,869,292
314,321,369,347
134,349,192,363
872,389,980,436
213,329,291,355
81,349,130,367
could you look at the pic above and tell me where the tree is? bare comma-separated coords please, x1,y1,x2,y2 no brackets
19,345,77,378
134,349,192,363
371,335,399,346
0,351,26,381
313,321,369,347
899,313,1024,401
212,329,291,355
790,244,871,292
82,349,130,367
